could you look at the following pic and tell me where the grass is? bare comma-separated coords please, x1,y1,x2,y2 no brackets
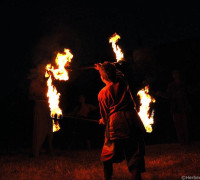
0,142,200,180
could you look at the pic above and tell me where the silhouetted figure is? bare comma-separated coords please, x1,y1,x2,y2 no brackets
95,62,145,180
168,70,190,144
29,64,53,157
73,95,97,117
71,95,97,149
157,70,190,145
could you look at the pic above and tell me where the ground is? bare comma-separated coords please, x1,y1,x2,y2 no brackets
0,142,200,180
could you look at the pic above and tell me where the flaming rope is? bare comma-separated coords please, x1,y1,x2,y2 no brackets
109,33,124,62
45,48,73,132
137,86,155,133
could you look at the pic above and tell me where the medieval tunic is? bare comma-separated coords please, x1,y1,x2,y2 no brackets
98,71,145,172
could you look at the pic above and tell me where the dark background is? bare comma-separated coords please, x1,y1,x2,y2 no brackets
2,1,200,152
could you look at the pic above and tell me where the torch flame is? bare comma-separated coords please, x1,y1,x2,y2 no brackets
46,76,62,118
45,48,73,132
46,49,73,81
137,86,156,133
52,120,61,132
109,33,124,62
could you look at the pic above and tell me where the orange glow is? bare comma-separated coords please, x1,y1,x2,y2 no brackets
137,86,156,133
109,33,124,62
45,49,73,132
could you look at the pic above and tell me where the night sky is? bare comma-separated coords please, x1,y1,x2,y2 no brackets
4,2,200,83
4,2,200,68
2,1,200,149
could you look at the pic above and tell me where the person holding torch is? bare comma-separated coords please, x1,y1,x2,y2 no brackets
95,62,146,180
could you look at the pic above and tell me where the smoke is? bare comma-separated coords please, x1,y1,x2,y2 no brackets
31,26,81,68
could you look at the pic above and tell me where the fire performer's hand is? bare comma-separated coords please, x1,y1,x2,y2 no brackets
99,118,105,125
94,63,102,71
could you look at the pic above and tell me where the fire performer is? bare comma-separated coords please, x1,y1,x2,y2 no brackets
95,62,146,180
29,64,53,157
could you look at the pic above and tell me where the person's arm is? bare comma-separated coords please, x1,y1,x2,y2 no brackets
115,67,137,110
88,104,98,111
98,93,109,125
94,63,102,71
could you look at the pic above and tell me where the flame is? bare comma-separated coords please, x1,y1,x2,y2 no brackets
46,76,62,118
45,48,73,132
46,49,73,81
109,33,124,62
52,120,61,132
137,86,156,133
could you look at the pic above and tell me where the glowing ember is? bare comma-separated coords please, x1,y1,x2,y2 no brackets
45,48,73,132
137,85,156,133
109,33,124,62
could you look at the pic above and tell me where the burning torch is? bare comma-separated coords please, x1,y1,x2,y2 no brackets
45,48,73,132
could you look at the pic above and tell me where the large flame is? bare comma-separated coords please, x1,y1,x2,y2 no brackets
109,33,124,62
46,75,62,118
137,86,156,133
46,49,73,81
45,48,73,132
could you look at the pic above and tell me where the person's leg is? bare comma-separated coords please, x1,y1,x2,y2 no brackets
131,168,142,180
103,161,113,180
125,138,145,180
182,113,190,144
173,114,184,144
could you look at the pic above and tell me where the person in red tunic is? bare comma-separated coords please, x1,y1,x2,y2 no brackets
95,62,146,180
